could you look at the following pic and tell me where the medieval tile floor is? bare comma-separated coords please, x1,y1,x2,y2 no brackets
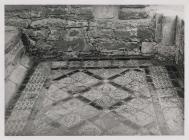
5,59,184,136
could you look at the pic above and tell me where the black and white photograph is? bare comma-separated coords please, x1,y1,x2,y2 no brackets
1,0,188,137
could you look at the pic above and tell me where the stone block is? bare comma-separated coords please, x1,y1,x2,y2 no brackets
114,19,153,30
161,16,177,45
5,80,18,106
119,8,148,20
94,6,119,19
9,65,27,85
46,7,68,17
69,29,80,36
155,14,163,42
5,17,31,28
55,38,85,51
114,29,137,41
47,29,67,41
5,9,31,19
137,26,154,42
155,44,176,59
30,6,48,18
23,28,50,40
30,18,67,28
141,42,157,54
89,29,114,39
66,20,88,28
66,8,94,21
175,17,184,55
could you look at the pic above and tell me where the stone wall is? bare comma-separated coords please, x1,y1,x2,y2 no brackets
141,6,184,74
5,5,184,70
5,5,154,59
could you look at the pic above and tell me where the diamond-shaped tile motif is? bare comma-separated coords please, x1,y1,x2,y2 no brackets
58,112,83,128
46,85,70,101
88,68,126,79
5,60,184,136
53,71,99,93
82,83,129,102
62,98,86,112
95,95,117,108
76,105,100,120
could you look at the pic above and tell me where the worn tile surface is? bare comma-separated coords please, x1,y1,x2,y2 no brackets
5,59,184,135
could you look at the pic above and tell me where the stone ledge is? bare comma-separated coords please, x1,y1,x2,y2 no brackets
8,65,28,85
5,26,21,53
5,80,18,108
5,62,32,107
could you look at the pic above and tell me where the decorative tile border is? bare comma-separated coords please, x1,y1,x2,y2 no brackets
5,63,48,136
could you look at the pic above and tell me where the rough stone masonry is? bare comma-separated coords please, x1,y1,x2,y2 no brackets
5,5,184,74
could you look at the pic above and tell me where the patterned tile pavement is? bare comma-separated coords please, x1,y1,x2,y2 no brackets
5,59,184,135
